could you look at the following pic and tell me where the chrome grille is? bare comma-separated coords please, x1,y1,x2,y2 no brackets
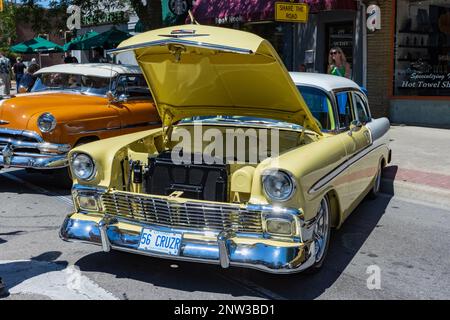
101,192,263,233
0,129,42,150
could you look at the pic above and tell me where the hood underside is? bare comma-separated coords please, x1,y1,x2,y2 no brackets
112,24,322,135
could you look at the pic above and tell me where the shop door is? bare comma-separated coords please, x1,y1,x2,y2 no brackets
325,22,354,74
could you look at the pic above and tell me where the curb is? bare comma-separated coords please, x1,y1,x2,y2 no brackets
381,178,450,209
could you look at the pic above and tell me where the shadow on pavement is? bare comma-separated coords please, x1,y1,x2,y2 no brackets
75,250,258,298
383,165,399,181
0,169,71,196
0,251,68,299
74,193,394,299
224,193,395,299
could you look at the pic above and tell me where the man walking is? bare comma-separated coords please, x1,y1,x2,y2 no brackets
64,52,78,63
0,51,11,97
12,57,26,92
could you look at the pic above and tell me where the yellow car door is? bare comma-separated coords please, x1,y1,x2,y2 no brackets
335,91,372,216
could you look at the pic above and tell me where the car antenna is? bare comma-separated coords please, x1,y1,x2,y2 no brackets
188,9,199,25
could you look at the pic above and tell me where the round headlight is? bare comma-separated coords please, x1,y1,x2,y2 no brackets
71,153,96,181
37,113,56,133
262,170,296,201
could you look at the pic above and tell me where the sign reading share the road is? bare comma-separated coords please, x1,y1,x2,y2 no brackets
275,2,309,23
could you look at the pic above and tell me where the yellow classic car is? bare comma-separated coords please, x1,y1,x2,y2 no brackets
60,25,391,274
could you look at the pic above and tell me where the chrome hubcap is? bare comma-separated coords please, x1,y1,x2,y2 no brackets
314,198,330,262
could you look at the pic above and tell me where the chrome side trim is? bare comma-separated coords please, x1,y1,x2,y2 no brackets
308,143,385,195
78,121,162,135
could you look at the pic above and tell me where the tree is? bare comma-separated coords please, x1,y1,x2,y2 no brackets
0,2,17,54
70,0,163,31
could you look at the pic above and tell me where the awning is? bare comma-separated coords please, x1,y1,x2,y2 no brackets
76,27,132,50
63,31,99,51
10,37,64,54
190,0,357,24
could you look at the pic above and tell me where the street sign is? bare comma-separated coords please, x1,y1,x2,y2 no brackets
275,2,309,23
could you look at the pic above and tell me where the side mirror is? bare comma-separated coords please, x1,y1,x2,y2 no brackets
117,94,128,103
18,86,28,94
106,91,114,103
348,120,363,136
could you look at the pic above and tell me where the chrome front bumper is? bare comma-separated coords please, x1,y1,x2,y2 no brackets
60,210,318,274
0,128,70,169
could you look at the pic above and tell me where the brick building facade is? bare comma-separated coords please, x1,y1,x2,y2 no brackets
364,0,393,119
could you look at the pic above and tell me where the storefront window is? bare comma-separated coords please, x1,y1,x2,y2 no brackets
240,22,293,70
394,0,450,96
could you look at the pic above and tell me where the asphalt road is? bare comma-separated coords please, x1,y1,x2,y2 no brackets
0,168,449,300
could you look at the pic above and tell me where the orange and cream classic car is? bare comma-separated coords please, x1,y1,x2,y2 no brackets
0,63,160,180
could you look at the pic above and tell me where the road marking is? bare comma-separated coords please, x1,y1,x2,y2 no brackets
0,171,74,208
0,260,117,300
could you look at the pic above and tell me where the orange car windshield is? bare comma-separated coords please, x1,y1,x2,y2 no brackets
31,73,111,96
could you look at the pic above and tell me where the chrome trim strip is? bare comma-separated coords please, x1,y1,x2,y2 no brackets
308,143,385,195
107,39,254,55
0,137,70,154
78,121,162,135
78,127,121,135
0,153,68,169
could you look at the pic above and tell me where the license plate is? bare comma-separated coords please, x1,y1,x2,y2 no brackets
138,228,182,256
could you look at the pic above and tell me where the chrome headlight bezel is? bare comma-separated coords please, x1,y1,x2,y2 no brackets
261,207,302,238
262,169,296,202
73,189,103,213
71,152,96,181
37,113,57,133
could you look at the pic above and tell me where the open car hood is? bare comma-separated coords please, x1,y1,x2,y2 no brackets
112,24,322,135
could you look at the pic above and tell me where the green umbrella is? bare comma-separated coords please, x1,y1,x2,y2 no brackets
10,37,63,54
63,31,99,51
79,27,131,50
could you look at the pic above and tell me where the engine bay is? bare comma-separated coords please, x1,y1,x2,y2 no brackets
117,124,319,204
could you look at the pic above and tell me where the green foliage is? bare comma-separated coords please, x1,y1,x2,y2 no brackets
0,3,16,54
0,0,165,55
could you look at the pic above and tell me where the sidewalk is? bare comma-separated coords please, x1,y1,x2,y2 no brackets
381,125,450,208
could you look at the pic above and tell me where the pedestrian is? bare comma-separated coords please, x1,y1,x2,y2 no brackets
327,47,351,79
91,48,107,63
12,57,26,92
19,63,41,93
0,51,11,97
29,57,38,67
64,52,79,63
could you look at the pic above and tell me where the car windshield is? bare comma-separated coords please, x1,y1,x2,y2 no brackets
31,73,112,96
296,85,335,131
179,86,335,132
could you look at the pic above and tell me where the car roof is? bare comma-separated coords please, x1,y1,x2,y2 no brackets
35,63,142,78
289,72,361,92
